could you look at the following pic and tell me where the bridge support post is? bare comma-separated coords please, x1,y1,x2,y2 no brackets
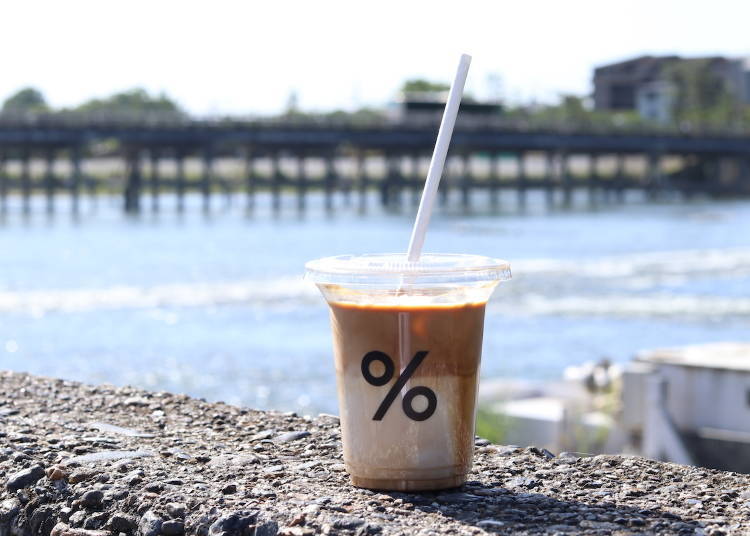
517,151,527,210
0,152,7,214
341,175,352,207
176,150,186,213
615,154,626,203
545,152,555,209
324,153,336,213
44,150,55,214
244,148,255,212
271,151,281,213
562,152,572,208
727,156,743,196
678,155,692,200
741,156,750,196
71,147,82,215
201,147,213,213
460,154,471,211
124,149,142,214
150,150,160,213
411,154,421,206
601,154,612,203
382,155,401,209
298,153,308,212
489,154,501,210
21,150,31,215
700,157,717,198
587,153,598,208
647,153,662,200
356,151,367,213
394,155,404,209
439,155,450,207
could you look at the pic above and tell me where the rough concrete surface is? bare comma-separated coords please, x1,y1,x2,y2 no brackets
1,371,749,535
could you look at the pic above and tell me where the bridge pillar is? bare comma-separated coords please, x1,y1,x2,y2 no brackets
647,153,662,200
0,152,6,214
517,151,527,210
21,150,31,215
460,153,471,211
600,154,612,203
244,147,255,212
271,151,281,213
44,150,56,214
561,152,572,208
411,154,422,206
395,155,405,209
741,156,750,195
356,151,368,214
150,150,160,213
340,153,352,207
489,154,501,210
176,150,186,213
699,156,717,197
382,155,402,209
201,147,213,213
124,149,142,213
587,153,598,208
544,152,555,209
297,152,308,212
439,155,450,207
324,153,336,213
615,154,626,203
71,147,82,215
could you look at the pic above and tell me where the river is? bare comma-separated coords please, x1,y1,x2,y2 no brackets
1,190,749,414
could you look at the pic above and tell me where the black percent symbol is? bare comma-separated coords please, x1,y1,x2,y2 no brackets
361,350,437,421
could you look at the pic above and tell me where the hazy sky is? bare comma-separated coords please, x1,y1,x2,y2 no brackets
1,0,748,116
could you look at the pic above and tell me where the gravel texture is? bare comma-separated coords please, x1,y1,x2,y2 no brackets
1,370,749,536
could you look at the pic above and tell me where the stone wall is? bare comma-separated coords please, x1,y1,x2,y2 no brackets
1,371,748,535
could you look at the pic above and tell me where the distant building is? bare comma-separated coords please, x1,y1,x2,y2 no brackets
622,343,750,473
593,55,750,122
480,343,750,474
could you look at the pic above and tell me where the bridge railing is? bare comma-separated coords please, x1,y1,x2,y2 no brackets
1,111,750,137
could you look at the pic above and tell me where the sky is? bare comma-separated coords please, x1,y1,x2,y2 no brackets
1,0,748,116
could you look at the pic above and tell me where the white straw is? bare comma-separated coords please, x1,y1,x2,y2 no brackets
407,53,472,262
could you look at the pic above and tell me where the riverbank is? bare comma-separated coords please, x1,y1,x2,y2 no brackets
1,370,748,535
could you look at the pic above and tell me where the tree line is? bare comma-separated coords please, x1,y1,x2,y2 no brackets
3,61,750,132
1,87,185,119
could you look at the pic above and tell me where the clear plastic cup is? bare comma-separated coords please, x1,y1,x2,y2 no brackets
305,253,511,491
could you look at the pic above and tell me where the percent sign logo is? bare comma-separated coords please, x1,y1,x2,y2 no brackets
361,350,437,421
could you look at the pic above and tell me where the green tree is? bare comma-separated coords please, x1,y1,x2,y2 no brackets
503,94,648,131
1,87,49,114
323,107,384,125
664,59,737,128
73,88,185,118
400,79,450,94
518,95,591,125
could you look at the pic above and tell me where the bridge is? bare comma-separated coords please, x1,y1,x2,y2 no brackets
1,117,749,214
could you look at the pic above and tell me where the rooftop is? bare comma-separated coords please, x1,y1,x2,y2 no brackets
636,342,750,372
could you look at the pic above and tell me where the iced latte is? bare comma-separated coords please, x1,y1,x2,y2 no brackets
305,253,510,491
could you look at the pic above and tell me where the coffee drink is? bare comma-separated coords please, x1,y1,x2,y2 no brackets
305,253,510,491
329,301,486,491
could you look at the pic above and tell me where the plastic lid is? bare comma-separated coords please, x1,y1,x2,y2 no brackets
304,253,511,288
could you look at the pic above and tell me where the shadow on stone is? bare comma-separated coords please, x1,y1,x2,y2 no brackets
381,481,695,534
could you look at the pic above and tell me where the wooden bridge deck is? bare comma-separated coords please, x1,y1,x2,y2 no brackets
0,119,749,214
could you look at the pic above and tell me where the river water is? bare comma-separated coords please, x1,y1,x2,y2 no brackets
1,190,749,414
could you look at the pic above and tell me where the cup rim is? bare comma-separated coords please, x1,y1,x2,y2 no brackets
304,253,511,286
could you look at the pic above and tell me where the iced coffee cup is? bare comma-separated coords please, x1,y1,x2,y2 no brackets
305,253,510,491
